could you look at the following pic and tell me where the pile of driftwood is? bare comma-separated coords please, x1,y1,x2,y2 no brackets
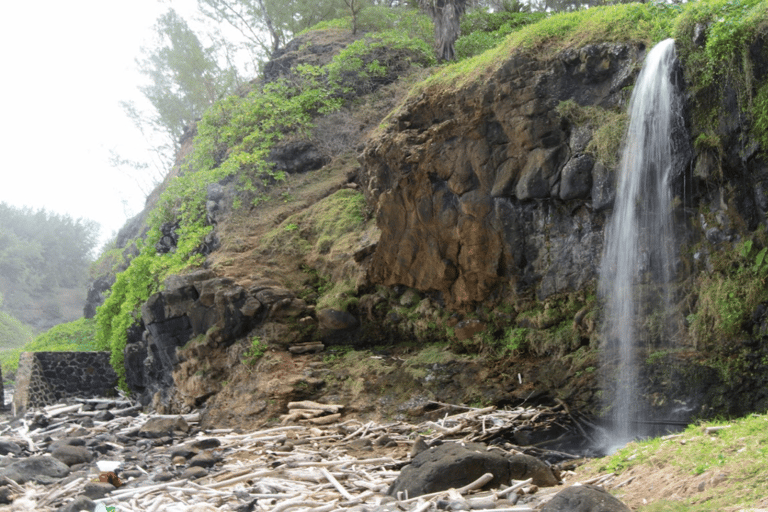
0,399,593,511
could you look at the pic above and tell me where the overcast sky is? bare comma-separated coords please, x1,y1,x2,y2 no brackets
0,0,211,250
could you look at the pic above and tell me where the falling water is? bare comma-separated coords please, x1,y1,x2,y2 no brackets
598,38,685,449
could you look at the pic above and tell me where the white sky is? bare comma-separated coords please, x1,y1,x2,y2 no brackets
0,0,213,250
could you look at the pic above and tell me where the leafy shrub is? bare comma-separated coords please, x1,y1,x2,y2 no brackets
456,11,547,60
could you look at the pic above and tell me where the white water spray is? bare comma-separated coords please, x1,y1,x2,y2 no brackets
598,38,684,449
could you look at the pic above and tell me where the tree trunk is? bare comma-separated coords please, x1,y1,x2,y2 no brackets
420,0,467,61
256,0,281,55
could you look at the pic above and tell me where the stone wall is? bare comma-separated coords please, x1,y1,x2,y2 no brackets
12,352,118,415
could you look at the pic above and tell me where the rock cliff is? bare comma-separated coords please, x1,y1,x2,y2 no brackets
85,10,768,434
361,42,646,309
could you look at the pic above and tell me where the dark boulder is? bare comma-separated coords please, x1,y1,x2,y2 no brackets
539,484,630,512
0,455,70,484
387,442,510,498
317,308,359,331
508,453,559,487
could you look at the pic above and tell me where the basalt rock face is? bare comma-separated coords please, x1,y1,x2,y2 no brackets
360,43,646,309
124,270,267,407
123,270,316,409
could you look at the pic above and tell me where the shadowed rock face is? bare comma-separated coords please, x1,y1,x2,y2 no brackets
360,43,646,309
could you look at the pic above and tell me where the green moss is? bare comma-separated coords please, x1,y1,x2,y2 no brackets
674,0,768,154
317,279,358,312
556,100,628,167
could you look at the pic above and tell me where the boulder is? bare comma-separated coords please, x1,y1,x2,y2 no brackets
0,438,22,456
539,484,630,512
0,455,69,484
51,445,93,466
317,309,359,330
508,453,559,487
83,481,117,499
139,416,190,438
387,442,510,498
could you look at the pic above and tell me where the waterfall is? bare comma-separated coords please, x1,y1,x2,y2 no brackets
598,38,684,450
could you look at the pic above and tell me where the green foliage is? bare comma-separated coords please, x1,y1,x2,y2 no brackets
419,1,683,92
98,18,428,380
501,327,528,354
673,0,768,154
591,413,768,510
262,189,367,257
0,318,98,376
242,336,268,367
690,237,768,346
0,310,34,355
456,9,546,60
324,30,436,94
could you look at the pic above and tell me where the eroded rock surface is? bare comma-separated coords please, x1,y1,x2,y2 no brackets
361,43,647,308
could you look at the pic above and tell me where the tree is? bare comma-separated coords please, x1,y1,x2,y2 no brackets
419,0,468,61
197,0,348,60
343,0,367,35
121,9,239,173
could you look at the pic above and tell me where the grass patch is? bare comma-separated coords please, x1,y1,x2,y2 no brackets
584,413,768,510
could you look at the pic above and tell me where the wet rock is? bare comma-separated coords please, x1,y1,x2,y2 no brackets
539,484,630,511
95,410,115,421
155,471,176,482
0,487,11,505
387,442,511,498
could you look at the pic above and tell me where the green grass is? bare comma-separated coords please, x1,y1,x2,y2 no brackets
587,413,768,510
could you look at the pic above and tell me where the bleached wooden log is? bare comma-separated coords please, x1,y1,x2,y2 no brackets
410,499,434,512
467,495,497,509
295,500,338,512
103,479,189,500
398,473,495,504
578,473,614,486
702,425,730,434
320,467,355,501
303,413,341,425
112,404,144,417
611,475,636,489
208,470,276,489
271,498,328,512
289,401,343,413
495,479,532,498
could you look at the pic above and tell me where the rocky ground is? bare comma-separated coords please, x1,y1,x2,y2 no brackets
0,397,641,512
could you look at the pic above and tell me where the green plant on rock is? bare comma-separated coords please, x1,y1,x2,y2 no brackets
501,327,528,354
242,336,268,367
